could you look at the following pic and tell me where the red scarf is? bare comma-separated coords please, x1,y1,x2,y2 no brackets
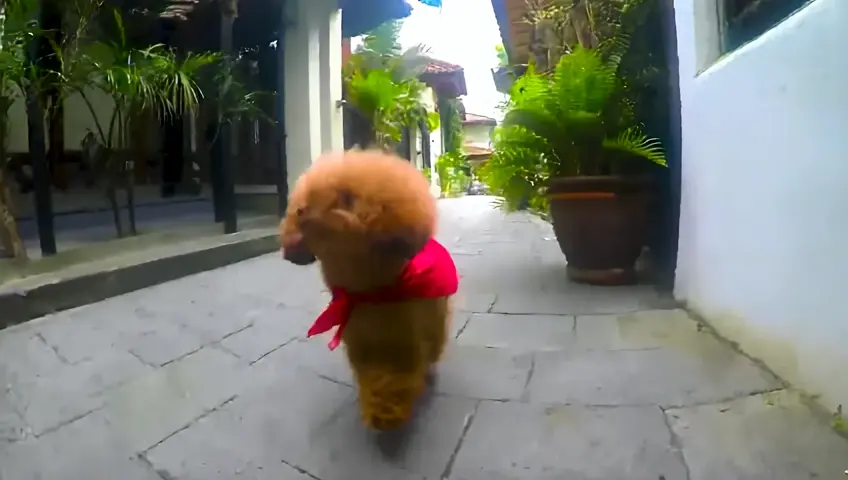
306,238,459,350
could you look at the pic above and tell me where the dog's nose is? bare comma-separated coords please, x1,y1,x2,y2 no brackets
282,233,317,265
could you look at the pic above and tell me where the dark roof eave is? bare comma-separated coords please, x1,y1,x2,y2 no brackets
419,70,467,98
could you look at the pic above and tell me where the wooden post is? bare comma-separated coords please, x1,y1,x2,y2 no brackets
217,0,238,233
275,14,288,217
27,0,56,256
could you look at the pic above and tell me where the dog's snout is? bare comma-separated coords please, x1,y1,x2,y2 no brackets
282,232,317,266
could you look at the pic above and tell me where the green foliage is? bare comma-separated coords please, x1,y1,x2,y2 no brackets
441,97,464,154
480,125,550,211
345,19,436,149
495,44,509,67
426,111,440,132
0,0,43,152
346,66,428,146
360,20,403,57
55,5,219,151
479,42,667,213
435,150,469,197
432,97,469,196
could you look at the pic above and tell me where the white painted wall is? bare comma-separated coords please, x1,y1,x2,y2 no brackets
283,0,343,192
674,0,848,414
462,122,494,147
416,87,442,194
7,87,116,153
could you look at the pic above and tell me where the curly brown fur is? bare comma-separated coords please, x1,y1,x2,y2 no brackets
280,150,451,430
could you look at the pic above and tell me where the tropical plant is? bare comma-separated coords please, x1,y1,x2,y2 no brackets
359,19,403,57
0,0,41,260
479,45,666,212
54,2,218,237
495,44,509,67
344,19,437,149
433,99,470,196
435,150,469,197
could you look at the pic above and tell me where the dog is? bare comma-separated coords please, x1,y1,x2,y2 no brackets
280,149,458,431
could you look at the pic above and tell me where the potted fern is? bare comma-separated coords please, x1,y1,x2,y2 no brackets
479,45,666,285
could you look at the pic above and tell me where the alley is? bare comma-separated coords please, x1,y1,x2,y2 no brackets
1,196,847,479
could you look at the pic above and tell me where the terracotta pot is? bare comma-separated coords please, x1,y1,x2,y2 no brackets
546,175,651,285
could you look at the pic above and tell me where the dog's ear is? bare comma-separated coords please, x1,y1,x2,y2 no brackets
337,188,355,210
371,230,429,261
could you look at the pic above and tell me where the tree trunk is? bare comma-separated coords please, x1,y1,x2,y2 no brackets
0,168,27,260
120,119,137,235
105,152,124,238
0,100,27,260
571,0,599,49
125,154,137,235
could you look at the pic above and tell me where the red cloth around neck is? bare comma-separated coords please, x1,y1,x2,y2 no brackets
306,238,459,350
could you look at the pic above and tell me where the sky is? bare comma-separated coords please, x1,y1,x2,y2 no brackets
398,0,507,120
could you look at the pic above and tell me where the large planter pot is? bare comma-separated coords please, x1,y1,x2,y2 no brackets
546,176,651,286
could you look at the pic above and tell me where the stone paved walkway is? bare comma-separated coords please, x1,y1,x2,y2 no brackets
1,196,847,479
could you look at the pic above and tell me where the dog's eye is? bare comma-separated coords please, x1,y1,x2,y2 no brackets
337,189,355,210
295,206,306,217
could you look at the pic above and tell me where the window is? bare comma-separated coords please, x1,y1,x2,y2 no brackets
720,0,815,52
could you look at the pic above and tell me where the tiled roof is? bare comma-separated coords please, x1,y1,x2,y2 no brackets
423,58,464,74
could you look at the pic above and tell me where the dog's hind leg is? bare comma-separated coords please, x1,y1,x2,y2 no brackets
351,364,427,431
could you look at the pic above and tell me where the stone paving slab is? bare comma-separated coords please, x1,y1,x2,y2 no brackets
666,390,848,479
433,345,533,401
574,309,706,351
0,408,164,480
456,313,575,351
1,196,847,479
144,367,354,480
527,337,782,407
8,346,151,436
449,401,689,480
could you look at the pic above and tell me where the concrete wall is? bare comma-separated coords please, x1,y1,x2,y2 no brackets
673,0,847,414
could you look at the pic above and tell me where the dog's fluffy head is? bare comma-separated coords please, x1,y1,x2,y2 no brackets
280,149,436,273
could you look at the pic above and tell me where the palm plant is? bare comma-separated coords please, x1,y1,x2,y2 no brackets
56,3,218,237
0,0,41,259
480,44,666,212
344,19,438,149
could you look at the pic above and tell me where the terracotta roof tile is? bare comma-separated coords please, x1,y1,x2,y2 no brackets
423,58,464,74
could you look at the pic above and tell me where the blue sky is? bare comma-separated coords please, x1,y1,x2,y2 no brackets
398,0,506,119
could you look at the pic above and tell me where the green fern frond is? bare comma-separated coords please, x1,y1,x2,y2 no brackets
602,127,667,166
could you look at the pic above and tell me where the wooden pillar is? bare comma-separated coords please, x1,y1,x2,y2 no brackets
215,0,238,233
27,0,56,255
275,8,288,217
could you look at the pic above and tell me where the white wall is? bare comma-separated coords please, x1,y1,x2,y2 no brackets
417,87,442,193
7,88,116,153
462,123,494,147
674,0,848,414
283,0,343,192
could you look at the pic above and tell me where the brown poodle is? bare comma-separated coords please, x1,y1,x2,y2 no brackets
280,149,458,431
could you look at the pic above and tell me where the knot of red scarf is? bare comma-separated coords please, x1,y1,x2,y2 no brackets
306,238,459,350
